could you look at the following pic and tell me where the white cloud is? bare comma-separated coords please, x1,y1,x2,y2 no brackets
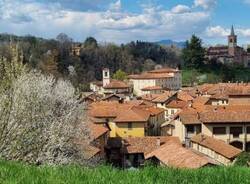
0,0,212,43
171,5,191,14
205,26,229,37
194,0,217,10
205,26,250,39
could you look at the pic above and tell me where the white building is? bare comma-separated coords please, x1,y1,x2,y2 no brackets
128,68,182,96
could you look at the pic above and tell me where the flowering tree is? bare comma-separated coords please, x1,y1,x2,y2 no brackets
0,57,91,165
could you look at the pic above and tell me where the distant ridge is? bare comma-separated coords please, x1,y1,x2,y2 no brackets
156,39,186,48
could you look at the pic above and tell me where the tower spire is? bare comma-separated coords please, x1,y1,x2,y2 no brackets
231,25,235,36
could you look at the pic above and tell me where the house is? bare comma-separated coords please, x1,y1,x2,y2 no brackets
162,100,250,151
141,91,176,119
89,122,110,159
191,134,242,165
200,108,250,151
90,68,131,95
102,93,125,103
128,67,182,96
161,107,202,145
145,141,217,169
106,136,181,168
79,92,102,104
89,101,166,138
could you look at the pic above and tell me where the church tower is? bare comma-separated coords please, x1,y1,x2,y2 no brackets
102,68,110,87
228,25,237,56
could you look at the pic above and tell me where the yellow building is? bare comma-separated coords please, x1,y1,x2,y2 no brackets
89,101,165,138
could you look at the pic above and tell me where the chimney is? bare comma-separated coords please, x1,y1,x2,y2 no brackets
102,68,110,87
156,138,161,148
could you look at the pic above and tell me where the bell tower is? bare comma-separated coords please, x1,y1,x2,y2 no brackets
228,25,237,56
102,68,110,87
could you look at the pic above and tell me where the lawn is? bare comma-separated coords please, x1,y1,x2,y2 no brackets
0,160,250,184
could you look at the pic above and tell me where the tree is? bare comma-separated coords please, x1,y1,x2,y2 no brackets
56,33,73,43
84,37,98,48
182,35,205,69
0,58,91,165
112,69,128,81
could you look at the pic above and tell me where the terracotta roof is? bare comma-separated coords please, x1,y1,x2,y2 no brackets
192,96,209,105
141,94,161,101
74,139,100,160
179,113,201,125
89,123,109,139
122,136,181,156
83,145,101,160
210,93,229,100
113,106,150,123
177,91,194,102
165,100,188,109
145,142,214,169
141,86,163,91
91,81,103,87
152,91,176,103
141,106,165,116
200,110,250,123
191,134,242,159
103,80,129,89
102,94,125,100
200,83,250,96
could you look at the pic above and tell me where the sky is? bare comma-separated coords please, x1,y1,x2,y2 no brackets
1,0,250,45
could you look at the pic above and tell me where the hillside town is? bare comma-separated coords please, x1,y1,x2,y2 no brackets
83,66,250,168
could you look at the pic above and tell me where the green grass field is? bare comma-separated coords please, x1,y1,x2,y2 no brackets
0,160,250,184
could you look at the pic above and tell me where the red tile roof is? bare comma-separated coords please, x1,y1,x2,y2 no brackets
89,123,109,139
191,134,242,159
152,91,176,103
200,110,250,123
89,101,163,123
177,91,194,102
122,136,181,156
103,80,129,89
165,100,188,109
145,142,214,169
113,107,150,123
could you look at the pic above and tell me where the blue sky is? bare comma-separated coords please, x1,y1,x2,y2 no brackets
0,0,250,45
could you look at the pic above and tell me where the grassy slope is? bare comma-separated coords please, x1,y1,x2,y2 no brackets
0,160,250,184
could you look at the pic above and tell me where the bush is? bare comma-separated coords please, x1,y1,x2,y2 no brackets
234,152,250,167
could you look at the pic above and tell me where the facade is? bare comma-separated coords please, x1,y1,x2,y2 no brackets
89,101,166,138
191,134,242,165
129,68,182,96
206,26,250,67
162,83,250,152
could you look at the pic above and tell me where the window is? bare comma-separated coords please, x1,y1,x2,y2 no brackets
247,127,250,134
104,71,108,77
128,123,132,130
230,127,242,138
213,127,226,135
187,125,195,133
171,110,175,115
